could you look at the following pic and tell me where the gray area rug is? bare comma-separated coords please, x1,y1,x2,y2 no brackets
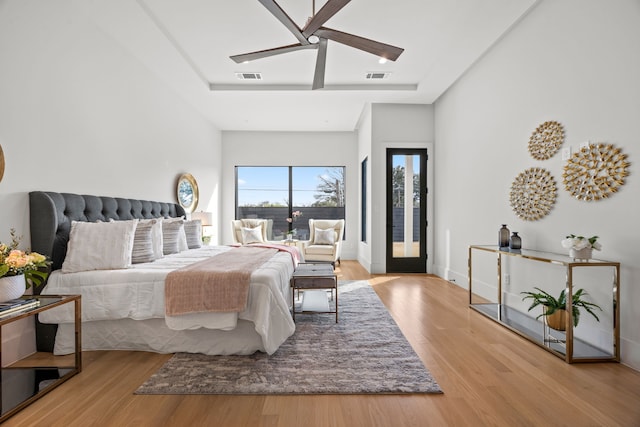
135,281,442,395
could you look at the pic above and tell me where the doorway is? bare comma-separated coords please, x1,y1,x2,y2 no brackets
386,148,428,273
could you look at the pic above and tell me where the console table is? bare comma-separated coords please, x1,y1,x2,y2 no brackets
1,295,81,422
468,246,619,363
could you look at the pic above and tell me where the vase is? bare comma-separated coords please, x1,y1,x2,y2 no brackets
498,224,510,248
545,309,567,331
285,233,294,241
0,274,26,303
570,247,592,260
509,232,522,250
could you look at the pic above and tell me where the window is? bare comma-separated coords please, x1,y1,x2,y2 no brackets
236,166,345,241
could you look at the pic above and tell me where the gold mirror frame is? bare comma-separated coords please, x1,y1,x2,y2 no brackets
176,173,199,213
0,144,4,183
509,167,557,221
563,143,630,201
528,120,564,160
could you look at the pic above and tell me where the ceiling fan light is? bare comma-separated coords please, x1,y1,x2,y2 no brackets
308,35,320,44
378,57,388,64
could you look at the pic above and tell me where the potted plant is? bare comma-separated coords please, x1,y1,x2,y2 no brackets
521,287,602,331
561,234,601,260
1,229,50,301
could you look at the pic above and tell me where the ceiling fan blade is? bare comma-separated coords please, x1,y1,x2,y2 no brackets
258,0,309,45
312,38,328,90
315,27,404,61
230,43,317,63
303,0,351,37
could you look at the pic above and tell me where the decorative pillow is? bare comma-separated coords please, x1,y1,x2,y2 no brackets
131,220,156,264
313,227,336,245
241,226,264,244
184,219,202,249
139,218,164,259
162,219,185,255
61,219,138,273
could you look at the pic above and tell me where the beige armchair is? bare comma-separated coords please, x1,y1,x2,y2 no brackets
231,218,273,244
301,219,345,266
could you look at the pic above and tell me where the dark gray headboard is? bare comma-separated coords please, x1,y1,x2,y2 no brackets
29,191,186,272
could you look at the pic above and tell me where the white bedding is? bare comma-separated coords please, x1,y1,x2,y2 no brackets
39,246,296,355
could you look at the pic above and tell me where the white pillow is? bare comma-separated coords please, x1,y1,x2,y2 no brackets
313,227,336,245
242,226,264,244
62,220,138,273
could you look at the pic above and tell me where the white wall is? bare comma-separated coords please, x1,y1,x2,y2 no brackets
434,0,640,369
0,0,221,362
357,105,373,270
220,131,358,259
369,104,435,274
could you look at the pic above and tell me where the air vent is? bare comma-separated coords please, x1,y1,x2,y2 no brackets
235,72,262,80
365,72,391,80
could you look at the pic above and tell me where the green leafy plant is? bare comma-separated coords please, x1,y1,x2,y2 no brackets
521,287,602,327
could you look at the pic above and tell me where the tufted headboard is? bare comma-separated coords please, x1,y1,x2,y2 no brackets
29,191,186,272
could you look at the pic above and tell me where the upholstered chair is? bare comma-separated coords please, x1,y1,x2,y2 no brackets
231,219,273,244
301,219,345,266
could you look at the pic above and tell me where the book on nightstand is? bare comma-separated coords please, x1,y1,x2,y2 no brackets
0,298,40,318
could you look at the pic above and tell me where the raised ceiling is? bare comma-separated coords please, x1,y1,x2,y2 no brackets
76,0,539,131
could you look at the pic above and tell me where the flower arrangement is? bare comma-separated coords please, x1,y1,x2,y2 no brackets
0,229,50,288
561,234,602,251
285,210,303,237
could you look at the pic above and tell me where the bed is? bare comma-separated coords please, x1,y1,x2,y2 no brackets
29,191,296,356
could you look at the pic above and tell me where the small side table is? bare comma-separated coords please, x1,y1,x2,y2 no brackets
290,263,338,322
0,295,81,423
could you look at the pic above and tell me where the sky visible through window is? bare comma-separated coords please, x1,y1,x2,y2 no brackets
237,166,340,207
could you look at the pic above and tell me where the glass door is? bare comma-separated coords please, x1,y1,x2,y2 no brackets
386,149,428,273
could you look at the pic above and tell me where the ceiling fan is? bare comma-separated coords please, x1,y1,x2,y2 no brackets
230,0,404,90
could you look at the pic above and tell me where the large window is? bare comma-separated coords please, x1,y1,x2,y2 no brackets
236,166,345,241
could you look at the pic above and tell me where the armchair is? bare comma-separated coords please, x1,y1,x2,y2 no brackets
231,218,273,244
301,219,345,266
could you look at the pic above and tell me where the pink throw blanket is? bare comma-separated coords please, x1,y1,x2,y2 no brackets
245,243,300,268
164,247,277,316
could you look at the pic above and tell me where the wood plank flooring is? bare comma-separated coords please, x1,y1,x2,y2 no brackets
5,261,640,426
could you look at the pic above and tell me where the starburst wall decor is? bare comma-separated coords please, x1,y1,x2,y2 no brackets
528,121,565,160
509,167,557,221
563,142,630,201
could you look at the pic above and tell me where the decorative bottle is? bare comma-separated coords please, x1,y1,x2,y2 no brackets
498,224,510,249
509,232,522,250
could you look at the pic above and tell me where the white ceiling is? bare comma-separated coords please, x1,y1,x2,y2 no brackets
76,0,539,131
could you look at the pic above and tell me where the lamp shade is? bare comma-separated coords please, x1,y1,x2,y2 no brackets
191,211,213,226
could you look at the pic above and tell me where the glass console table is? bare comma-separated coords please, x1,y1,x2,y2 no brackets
1,295,81,422
468,246,620,363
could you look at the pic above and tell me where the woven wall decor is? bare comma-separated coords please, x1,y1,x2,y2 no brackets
563,142,630,201
528,121,564,160
509,167,557,221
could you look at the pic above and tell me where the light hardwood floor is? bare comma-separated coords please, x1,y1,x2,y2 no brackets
5,261,640,426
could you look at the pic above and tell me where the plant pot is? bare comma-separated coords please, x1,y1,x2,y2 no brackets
570,247,592,260
545,309,567,331
0,274,26,302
